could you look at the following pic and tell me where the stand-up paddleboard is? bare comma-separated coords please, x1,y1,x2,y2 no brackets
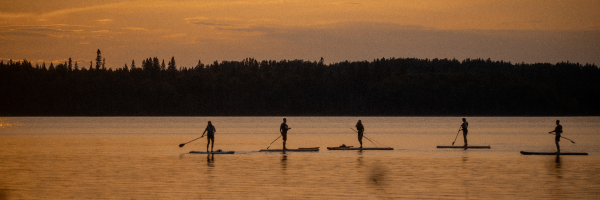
189,151,235,154
520,151,588,155
437,145,491,149
327,147,393,150
259,147,320,152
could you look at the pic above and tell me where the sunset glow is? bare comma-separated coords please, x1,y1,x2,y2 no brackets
1,0,599,68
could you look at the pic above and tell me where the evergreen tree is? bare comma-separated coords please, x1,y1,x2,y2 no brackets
68,58,73,71
168,56,176,71
195,60,203,70
95,49,102,70
131,60,136,70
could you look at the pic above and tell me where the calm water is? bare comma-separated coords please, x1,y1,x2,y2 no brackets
1,117,599,199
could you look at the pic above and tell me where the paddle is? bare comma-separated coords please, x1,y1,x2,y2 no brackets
179,135,204,148
266,135,282,149
451,128,461,146
548,132,576,143
267,127,291,149
350,128,379,147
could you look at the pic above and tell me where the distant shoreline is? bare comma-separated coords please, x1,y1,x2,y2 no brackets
2,57,599,116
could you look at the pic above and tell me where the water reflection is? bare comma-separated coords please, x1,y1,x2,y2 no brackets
207,154,214,167
552,155,562,179
356,151,364,169
280,153,287,171
0,118,18,130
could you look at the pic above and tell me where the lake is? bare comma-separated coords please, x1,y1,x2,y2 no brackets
1,117,599,199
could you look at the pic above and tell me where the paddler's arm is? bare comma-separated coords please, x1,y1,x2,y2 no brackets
201,127,207,137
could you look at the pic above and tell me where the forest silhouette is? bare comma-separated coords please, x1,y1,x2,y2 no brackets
1,50,599,116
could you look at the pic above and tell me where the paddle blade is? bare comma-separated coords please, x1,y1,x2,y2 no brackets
179,143,185,148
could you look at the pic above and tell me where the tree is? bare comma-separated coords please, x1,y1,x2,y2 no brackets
168,56,176,71
131,60,136,70
195,60,204,70
95,49,102,70
68,57,73,71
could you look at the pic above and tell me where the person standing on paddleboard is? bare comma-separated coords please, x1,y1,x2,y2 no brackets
460,118,469,147
280,118,291,150
201,121,217,152
356,120,364,148
549,120,563,153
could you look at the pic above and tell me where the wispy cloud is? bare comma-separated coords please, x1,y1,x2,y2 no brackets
0,12,33,18
163,33,186,38
186,16,256,29
122,27,148,31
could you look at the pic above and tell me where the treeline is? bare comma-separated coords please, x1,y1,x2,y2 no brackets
1,54,599,116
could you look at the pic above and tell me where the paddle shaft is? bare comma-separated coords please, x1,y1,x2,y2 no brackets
548,132,576,143
266,135,282,149
179,135,204,148
350,128,378,147
267,127,290,149
451,128,461,146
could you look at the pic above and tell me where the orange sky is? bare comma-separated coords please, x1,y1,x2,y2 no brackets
1,0,599,68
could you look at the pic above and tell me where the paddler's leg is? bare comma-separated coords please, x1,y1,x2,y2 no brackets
358,132,363,148
206,136,210,152
555,136,560,153
463,130,468,147
210,136,214,152
282,133,287,150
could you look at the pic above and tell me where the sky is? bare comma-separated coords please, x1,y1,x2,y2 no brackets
1,0,599,69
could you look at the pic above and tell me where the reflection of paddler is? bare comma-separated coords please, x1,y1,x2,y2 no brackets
356,120,364,148
549,120,563,153
280,118,291,150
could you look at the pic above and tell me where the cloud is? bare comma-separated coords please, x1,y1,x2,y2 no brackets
0,12,33,18
243,21,600,64
163,33,186,38
96,19,113,22
186,16,257,30
122,27,148,31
